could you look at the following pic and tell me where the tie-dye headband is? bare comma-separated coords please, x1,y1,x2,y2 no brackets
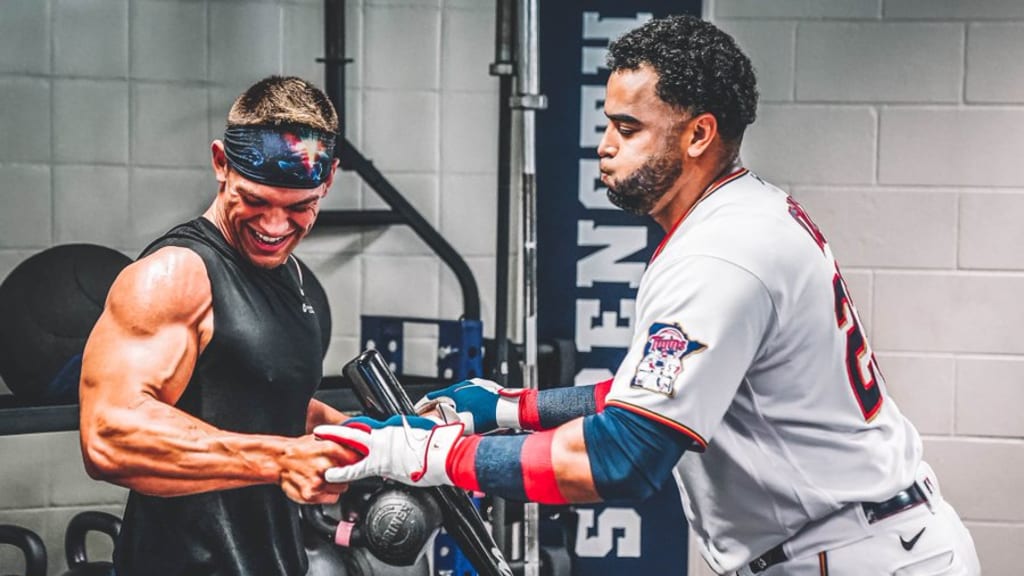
223,125,336,189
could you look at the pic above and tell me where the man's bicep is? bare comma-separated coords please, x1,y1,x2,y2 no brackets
84,316,198,405
81,249,211,406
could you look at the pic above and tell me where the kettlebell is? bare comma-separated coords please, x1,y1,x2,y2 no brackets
302,504,431,576
355,487,442,566
303,484,441,568
63,511,120,576
0,524,46,576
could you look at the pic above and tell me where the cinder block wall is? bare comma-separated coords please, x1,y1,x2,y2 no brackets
0,0,497,574
687,0,1024,574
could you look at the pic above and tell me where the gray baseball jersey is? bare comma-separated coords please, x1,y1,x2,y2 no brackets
604,169,922,573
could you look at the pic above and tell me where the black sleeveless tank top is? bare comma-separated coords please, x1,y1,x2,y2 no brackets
114,217,323,576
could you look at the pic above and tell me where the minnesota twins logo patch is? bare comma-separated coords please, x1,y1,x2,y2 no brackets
631,323,706,396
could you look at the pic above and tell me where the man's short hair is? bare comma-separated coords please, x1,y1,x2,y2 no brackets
227,76,339,134
607,15,758,142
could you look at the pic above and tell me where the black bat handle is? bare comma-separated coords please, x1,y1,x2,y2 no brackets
342,349,513,576
344,349,417,417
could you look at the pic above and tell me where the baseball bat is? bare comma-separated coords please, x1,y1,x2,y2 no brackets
343,349,513,576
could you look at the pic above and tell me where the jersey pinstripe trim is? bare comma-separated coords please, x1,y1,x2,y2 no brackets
605,399,707,451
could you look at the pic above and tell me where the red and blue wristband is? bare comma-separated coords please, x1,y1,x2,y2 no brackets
518,379,612,431
448,430,567,505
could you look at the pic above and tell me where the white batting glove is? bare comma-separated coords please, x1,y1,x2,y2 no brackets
413,378,526,435
314,415,463,486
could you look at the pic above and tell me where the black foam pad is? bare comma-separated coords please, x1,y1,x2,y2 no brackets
0,244,131,401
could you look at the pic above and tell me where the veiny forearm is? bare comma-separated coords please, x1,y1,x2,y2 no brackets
83,395,290,496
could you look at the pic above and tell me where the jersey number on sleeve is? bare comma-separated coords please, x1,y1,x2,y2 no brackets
788,197,883,421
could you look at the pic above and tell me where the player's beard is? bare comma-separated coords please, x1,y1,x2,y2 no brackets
605,150,683,216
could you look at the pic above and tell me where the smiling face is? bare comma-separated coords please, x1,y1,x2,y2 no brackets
210,140,335,269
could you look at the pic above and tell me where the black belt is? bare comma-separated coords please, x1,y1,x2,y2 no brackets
862,483,928,524
747,484,928,574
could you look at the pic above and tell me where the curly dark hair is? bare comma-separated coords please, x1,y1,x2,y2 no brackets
607,15,758,142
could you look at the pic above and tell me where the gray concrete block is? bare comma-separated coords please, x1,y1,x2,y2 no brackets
132,83,209,168
362,256,439,318
967,23,1024,103
743,105,876,185
880,109,1024,186
959,192,1024,270
365,6,440,91
128,167,211,248
54,0,128,78
796,22,962,103
886,0,1024,20
209,2,281,84
0,434,53,510
132,1,207,82
792,187,957,268
964,522,1024,576
442,8,500,94
716,0,881,19
923,437,1024,522
54,80,129,164
441,91,499,174
956,357,1024,437
362,90,438,172
0,166,52,249
0,78,51,163
876,353,955,435
0,0,50,74
717,20,795,103
54,165,131,248
874,272,1024,354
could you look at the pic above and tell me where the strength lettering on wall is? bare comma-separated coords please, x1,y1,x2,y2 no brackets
536,2,700,574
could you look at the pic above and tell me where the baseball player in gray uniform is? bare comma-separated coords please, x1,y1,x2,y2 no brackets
317,15,981,576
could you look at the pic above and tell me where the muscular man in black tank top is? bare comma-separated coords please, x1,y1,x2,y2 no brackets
79,76,361,576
